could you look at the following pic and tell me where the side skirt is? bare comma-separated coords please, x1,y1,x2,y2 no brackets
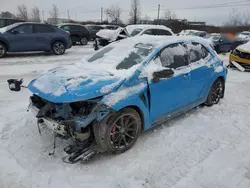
150,98,205,129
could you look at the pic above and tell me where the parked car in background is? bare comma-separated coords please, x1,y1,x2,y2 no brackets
179,29,208,37
229,41,250,71
237,31,250,40
0,22,72,58
208,34,248,53
94,25,174,50
85,24,104,40
0,18,25,28
126,24,174,37
58,23,90,45
101,25,119,30
28,36,227,163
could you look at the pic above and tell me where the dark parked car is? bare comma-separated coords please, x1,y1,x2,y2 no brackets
101,25,119,30
85,24,104,40
0,22,72,58
208,34,248,53
58,23,90,45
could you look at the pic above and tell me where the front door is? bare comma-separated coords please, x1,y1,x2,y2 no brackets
7,24,36,52
148,43,191,123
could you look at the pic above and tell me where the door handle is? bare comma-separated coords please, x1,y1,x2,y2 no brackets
183,73,190,79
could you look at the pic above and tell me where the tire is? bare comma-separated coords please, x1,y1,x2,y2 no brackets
80,37,88,45
0,42,7,58
205,78,224,107
95,108,142,154
52,41,66,55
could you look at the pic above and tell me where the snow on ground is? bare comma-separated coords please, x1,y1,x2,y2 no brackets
0,47,250,188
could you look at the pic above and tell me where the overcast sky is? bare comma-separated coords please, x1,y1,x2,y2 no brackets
1,0,250,25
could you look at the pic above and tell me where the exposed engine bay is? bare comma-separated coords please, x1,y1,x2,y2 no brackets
30,94,111,142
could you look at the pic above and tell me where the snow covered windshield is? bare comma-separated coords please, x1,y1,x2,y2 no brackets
88,42,154,70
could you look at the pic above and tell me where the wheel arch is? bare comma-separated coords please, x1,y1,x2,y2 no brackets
50,38,67,48
0,39,9,51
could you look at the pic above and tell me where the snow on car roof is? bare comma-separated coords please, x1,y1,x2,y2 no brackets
126,24,172,34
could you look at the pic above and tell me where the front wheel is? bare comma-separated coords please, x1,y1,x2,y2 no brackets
206,79,224,106
0,43,7,58
52,41,66,55
95,108,142,154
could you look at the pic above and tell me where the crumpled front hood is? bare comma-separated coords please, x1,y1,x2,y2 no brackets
28,65,125,103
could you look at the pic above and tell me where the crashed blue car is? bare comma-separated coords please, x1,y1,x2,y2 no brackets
28,36,227,163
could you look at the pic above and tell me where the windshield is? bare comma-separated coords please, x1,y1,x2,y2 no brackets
88,43,154,70
241,32,250,36
0,22,22,32
130,28,143,36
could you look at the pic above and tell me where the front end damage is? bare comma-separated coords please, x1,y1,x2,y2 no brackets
29,94,113,163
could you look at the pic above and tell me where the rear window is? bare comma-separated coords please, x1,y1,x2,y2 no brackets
34,25,54,33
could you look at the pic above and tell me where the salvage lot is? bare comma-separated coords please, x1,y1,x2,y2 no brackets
1,45,250,188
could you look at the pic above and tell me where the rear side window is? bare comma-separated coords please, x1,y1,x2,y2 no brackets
143,29,153,35
13,24,32,34
69,25,80,31
186,43,209,63
80,26,89,33
159,43,187,69
155,29,172,36
34,25,54,33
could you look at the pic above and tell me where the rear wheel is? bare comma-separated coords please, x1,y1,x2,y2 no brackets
206,79,224,106
52,41,65,55
95,108,142,154
0,43,7,58
80,37,88,45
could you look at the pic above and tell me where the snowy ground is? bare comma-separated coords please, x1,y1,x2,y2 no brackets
0,46,250,188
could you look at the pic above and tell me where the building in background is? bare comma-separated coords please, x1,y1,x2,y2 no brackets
0,18,25,28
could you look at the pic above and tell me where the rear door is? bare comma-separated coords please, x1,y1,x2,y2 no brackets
69,25,80,42
186,42,214,103
33,24,55,50
7,24,35,52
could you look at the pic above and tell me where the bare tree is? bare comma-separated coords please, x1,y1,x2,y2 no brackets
17,4,28,20
0,11,15,19
242,10,250,26
50,4,59,24
30,7,41,22
129,0,141,24
162,10,177,20
105,4,121,24
225,8,242,26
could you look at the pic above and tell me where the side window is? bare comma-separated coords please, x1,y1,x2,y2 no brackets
62,25,70,31
34,25,54,33
13,24,32,34
69,25,79,31
157,29,172,36
143,29,153,35
186,43,210,63
159,43,187,69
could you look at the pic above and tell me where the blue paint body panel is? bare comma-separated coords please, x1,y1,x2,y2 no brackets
28,37,228,131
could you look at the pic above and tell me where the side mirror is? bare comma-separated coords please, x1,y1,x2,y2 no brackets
11,30,19,35
152,69,174,83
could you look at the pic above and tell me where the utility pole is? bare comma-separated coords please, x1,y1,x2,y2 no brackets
42,10,44,23
101,7,103,22
67,10,70,21
157,4,160,25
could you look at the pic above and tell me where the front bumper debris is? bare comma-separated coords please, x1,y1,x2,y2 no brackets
30,103,68,137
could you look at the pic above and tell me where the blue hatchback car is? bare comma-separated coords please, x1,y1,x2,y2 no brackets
0,22,72,57
28,36,227,163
